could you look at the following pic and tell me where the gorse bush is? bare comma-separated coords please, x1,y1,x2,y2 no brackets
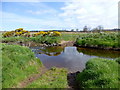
2,44,42,88
2,28,30,37
32,31,61,37
33,31,47,37
76,58,119,88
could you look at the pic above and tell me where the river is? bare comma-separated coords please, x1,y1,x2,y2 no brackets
31,46,120,72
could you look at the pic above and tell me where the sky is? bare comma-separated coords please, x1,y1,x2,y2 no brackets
1,0,119,31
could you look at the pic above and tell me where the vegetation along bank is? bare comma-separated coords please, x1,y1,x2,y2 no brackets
76,58,120,88
2,44,68,88
1,28,120,88
2,28,120,50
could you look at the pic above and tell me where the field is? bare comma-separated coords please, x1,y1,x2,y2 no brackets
2,30,120,50
1,30,120,88
76,32,120,49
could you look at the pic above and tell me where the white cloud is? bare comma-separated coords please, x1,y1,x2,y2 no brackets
2,11,74,31
59,0,119,29
1,0,119,31
27,9,57,15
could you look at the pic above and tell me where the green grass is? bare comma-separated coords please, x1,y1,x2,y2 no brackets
26,67,68,88
30,36,61,44
2,33,85,44
0,43,2,90
2,36,30,42
76,58,120,88
60,33,81,41
2,32,119,48
76,32,120,48
2,44,42,88
116,57,120,64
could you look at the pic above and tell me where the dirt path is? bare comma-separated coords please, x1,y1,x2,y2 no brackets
67,71,80,89
59,40,75,46
14,66,48,88
13,66,79,88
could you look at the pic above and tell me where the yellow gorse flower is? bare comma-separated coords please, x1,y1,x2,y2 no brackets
3,28,30,37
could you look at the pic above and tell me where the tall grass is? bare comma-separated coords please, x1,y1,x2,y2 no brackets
2,44,42,88
30,36,61,44
76,32,120,48
2,36,30,42
76,58,120,88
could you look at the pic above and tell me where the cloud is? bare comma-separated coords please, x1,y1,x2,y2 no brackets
2,11,71,31
1,0,119,31
27,8,57,15
1,0,72,2
59,0,119,29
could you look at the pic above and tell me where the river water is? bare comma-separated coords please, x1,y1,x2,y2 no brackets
31,46,120,72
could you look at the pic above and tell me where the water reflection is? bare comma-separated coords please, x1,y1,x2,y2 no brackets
77,47,120,59
31,46,64,56
31,46,120,72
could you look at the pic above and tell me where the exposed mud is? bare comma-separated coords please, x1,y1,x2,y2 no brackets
67,71,80,89
14,66,48,88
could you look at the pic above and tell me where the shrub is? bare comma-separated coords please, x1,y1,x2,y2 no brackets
33,31,47,37
52,31,61,36
2,28,30,37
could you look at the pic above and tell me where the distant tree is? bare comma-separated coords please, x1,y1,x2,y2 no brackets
76,29,79,32
97,25,104,32
83,26,88,32
92,25,104,33
92,28,98,32
71,29,74,32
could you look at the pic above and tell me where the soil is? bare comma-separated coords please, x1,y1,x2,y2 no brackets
67,71,80,89
14,66,48,88
13,66,80,89
58,40,75,46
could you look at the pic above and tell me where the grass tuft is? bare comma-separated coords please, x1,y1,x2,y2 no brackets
76,58,120,88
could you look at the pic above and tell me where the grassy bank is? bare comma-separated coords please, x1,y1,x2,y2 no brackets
76,32,120,49
76,58,120,88
30,36,61,44
2,32,119,49
2,36,30,42
26,67,68,88
2,44,42,88
2,44,69,88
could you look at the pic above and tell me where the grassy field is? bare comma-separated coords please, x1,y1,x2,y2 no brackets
26,67,68,88
75,32,120,48
2,32,119,49
76,58,120,88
